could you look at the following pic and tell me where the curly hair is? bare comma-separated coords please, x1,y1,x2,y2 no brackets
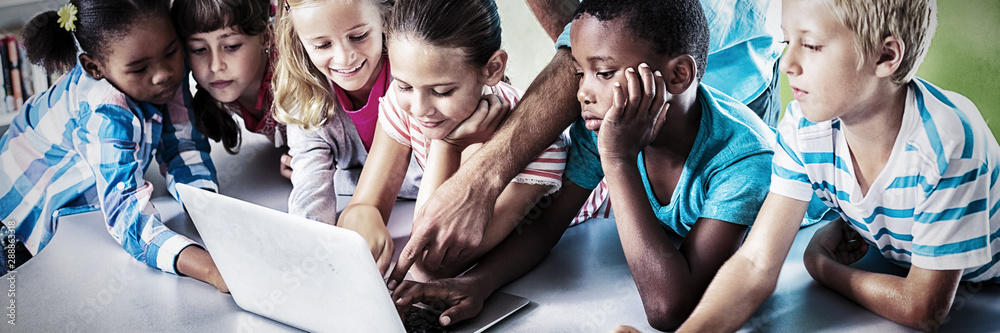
574,0,709,80
22,0,169,73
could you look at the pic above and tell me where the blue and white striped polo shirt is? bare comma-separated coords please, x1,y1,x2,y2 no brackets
771,78,1000,282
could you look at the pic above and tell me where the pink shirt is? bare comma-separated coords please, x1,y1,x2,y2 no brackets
333,57,390,151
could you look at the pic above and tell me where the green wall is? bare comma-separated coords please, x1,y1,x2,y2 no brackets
778,1,1000,138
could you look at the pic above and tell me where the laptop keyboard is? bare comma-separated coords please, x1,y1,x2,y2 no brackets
404,306,450,333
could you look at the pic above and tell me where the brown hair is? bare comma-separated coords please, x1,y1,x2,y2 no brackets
387,0,501,70
171,0,272,154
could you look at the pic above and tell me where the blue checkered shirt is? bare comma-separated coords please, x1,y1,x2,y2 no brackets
0,65,218,275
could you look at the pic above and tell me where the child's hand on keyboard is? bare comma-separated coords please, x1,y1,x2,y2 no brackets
391,276,489,326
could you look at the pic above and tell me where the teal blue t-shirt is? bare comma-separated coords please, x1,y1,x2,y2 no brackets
565,84,774,236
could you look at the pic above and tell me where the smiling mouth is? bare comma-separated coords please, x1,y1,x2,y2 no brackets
332,60,365,75
417,119,444,128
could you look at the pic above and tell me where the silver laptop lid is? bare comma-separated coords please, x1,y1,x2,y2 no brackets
177,184,405,332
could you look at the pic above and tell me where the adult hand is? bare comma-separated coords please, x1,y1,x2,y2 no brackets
387,177,494,290
442,92,511,149
392,277,489,327
279,153,293,179
807,218,869,266
338,205,395,275
597,63,669,161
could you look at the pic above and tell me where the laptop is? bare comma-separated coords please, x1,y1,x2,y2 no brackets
175,183,529,332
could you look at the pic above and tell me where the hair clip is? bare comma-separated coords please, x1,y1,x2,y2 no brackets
284,0,290,13
56,3,78,32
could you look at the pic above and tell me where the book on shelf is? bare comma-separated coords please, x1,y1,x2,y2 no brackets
0,37,5,115
0,33,60,116
6,36,24,112
0,38,13,114
16,36,35,99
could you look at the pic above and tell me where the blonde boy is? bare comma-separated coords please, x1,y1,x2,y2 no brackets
680,0,1000,331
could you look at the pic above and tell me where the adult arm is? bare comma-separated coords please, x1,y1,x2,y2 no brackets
526,0,579,42
389,48,580,286
803,220,961,331
678,193,809,332
391,181,592,326
339,125,413,274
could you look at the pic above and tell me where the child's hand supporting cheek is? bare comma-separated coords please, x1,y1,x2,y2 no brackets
442,93,511,150
597,63,669,161
338,205,395,275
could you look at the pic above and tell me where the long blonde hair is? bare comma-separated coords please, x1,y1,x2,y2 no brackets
272,0,393,130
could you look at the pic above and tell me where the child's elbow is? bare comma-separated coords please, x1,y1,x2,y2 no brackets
901,302,950,332
645,312,684,332
643,300,694,331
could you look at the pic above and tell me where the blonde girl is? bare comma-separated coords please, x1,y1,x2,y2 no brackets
273,0,421,225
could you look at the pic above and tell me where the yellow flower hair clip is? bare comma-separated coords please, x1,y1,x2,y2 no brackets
57,3,78,32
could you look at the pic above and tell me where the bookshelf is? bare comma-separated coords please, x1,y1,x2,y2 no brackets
0,0,61,130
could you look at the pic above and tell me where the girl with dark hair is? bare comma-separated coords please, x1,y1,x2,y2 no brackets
172,0,291,178
340,0,566,282
0,0,227,292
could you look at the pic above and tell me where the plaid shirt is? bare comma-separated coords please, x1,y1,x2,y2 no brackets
0,65,218,275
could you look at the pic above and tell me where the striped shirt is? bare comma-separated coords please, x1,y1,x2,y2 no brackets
0,65,218,275
379,81,566,194
771,78,1000,282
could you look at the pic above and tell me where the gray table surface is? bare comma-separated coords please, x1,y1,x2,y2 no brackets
3,131,999,332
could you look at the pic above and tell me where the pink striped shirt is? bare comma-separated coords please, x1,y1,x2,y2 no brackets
572,179,613,226
379,81,566,194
